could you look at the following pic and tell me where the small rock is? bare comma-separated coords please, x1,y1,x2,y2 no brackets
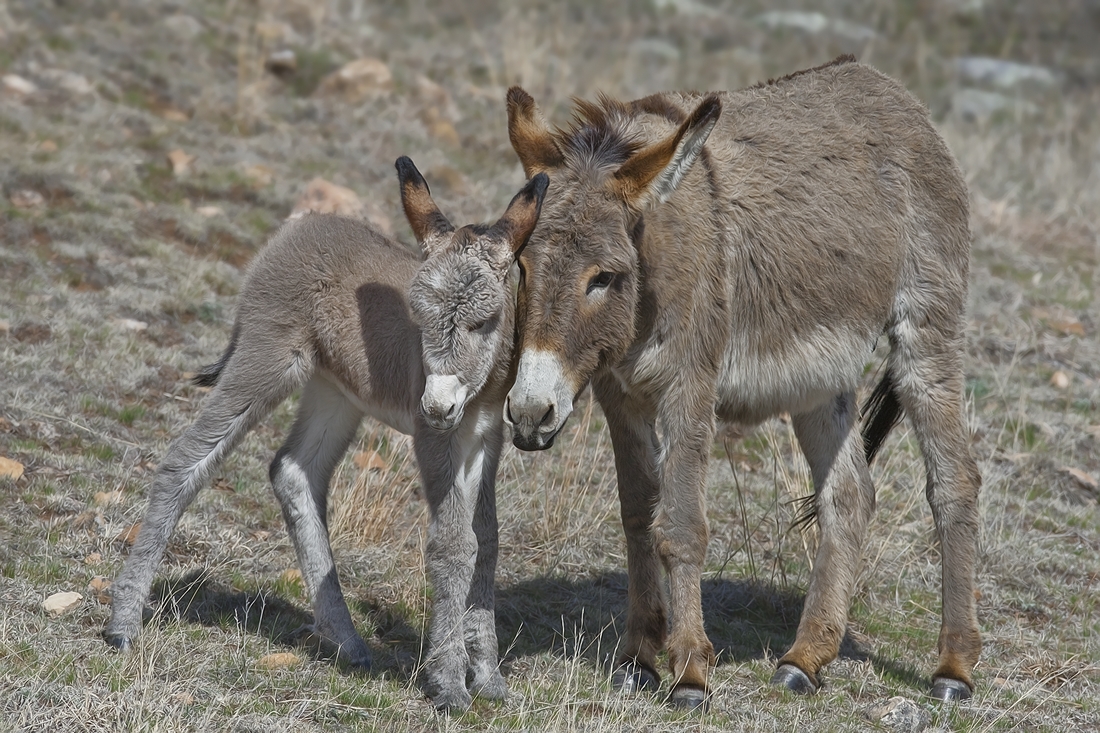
43,591,83,617
754,11,877,41
167,149,195,176
860,696,932,733
162,14,203,41
38,139,58,152
2,73,38,95
954,56,1059,89
84,552,102,565
352,450,387,471
117,523,141,546
196,205,224,218
0,456,25,480
157,107,190,122
242,163,275,189
1050,370,1070,389
41,69,95,95
290,177,364,219
112,318,148,332
171,691,196,706
88,576,112,604
10,189,45,209
315,58,393,102
265,49,297,77
92,490,122,506
257,652,301,670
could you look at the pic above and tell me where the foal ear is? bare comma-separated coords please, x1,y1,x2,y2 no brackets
395,156,454,250
507,87,565,178
610,95,721,210
487,172,550,271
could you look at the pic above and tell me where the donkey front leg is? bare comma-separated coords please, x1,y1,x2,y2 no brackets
463,417,507,702
593,373,665,696
414,420,482,711
269,376,369,667
652,390,718,709
774,392,875,694
106,362,301,649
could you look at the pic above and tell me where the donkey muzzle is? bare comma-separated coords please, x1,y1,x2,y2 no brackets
421,374,469,431
505,348,575,450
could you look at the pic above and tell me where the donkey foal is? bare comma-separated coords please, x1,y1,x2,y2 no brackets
104,157,549,711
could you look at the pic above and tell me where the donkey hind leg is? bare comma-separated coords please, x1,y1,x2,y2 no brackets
414,419,483,711
592,373,665,698
463,416,507,702
774,392,875,694
105,353,306,649
889,328,981,700
269,376,369,667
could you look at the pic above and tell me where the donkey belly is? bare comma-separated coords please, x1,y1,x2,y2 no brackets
714,325,877,425
318,369,418,436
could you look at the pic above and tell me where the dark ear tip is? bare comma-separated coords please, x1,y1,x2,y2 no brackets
531,172,550,196
506,86,534,108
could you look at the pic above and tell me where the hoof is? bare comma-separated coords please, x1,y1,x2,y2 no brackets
431,688,473,713
669,685,708,711
469,671,508,702
770,664,818,695
103,633,133,652
289,624,372,669
611,661,660,694
930,677,972,702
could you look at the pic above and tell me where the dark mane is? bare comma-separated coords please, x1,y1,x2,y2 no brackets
750,54,857,90
554,93,644,171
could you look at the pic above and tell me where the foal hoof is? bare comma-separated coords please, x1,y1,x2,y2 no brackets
770,664,818,695
930,677,972,702
102,633,133,652
669,685,708,711
611,661,660,694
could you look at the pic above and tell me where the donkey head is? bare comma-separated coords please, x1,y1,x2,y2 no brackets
502,88,721,450
397,156,549,432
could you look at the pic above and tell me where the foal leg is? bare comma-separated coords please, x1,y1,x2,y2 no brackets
414,419,481,711
269,376,368,666
889,330,981,700
592,373,665,697
463,415,506,701
105,347,305,649
774,392,875,693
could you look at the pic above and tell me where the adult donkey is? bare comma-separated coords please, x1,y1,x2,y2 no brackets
105,157,549,711
503,56,981,706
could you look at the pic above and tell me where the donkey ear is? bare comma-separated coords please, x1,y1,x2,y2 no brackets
395,156,454,248
610,95,721,210
487,172,550,271
507,87,565,178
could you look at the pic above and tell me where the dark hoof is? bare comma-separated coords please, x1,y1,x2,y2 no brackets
669,685,708,710
611,661,660,694
930,677,972,702
770,664,818,695
103,633,133,652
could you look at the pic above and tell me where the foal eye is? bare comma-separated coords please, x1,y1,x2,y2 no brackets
467,319,489,332
587,271,615,294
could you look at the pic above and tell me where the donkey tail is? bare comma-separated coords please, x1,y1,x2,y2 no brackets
192,324,240,387
861,367,904,465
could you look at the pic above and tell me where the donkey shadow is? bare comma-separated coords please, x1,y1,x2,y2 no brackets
148,569,925,690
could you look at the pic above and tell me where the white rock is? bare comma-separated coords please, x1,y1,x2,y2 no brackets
954,56,1059,89
755,11,877,41
2,73,37,95
43,591,83,617
950,88,1037,121
860,696,932,733
162,14,203,40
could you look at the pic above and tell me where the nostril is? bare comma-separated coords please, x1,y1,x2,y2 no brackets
539,404,555,430
445,402,456,419
504,397,516,425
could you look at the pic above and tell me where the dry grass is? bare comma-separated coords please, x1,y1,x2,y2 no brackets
1,0,1098,730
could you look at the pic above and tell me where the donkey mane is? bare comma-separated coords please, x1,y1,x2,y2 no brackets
749,53,858,90
556,94,646,172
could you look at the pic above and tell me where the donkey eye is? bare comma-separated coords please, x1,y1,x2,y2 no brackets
467,320,488,332
587,271,615,294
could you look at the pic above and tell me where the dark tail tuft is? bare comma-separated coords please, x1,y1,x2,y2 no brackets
861,367,904,465
192,324,239,387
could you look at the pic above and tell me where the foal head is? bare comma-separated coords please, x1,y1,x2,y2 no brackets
502,88,721,449
396,157,548,431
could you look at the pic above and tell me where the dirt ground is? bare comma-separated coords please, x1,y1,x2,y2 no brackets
1,0,1098,731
